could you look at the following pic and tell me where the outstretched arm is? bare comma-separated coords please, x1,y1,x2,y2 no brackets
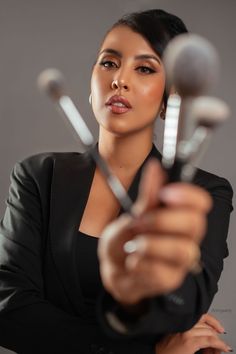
98,159,233,338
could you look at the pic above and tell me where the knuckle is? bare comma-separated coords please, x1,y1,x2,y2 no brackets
188,244,201,270
203,190,213,212
187,211,206,240
192,186,213,212
166,271,185,291
176,240,199,269
176,240,191,258
204,335,216,347
148,265,169,291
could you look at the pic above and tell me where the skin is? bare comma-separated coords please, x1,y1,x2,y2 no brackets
98,159,211,303
91,25,166,140
86,24,212,305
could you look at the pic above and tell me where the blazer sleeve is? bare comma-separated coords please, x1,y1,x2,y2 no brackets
0,158,104,354
97,172,233,339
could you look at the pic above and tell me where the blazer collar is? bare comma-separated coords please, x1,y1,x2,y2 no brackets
49,144,162,314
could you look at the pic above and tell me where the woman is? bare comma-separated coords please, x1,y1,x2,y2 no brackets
0,9,233,354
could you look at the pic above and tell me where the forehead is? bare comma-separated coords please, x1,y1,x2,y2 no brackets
100,25,158,57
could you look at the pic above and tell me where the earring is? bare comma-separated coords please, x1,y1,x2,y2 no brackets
160,109,166,120
89,93,92,105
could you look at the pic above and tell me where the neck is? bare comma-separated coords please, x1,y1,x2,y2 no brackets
98,128,154,177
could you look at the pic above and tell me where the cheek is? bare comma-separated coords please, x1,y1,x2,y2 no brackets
91,73,100,102
147,79,165,102
91,70,108,102
90,71,108,123
137,75,166,109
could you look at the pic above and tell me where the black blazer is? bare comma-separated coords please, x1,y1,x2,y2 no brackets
0,145,233,354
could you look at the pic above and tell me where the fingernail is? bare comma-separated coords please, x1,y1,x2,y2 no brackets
131,202,146,217
219,327,226,334
124,240,139,254
123,236,143,254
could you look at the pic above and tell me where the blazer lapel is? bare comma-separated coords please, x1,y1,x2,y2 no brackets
122,144,162,208
48,144,162,314
49,148,96,315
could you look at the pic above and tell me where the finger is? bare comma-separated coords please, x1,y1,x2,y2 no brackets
132,159,166,216
194,323,216,330
184,327,220,338
98,214,134,263
135,208,207,242
125,235,200,270
200,313,225,333
125,256,186,295
159,183,213,213
192,335,232,352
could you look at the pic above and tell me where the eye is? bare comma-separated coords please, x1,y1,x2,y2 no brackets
136,66,156,74
99,60,118,69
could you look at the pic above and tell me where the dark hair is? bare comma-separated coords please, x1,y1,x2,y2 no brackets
111,9,188,108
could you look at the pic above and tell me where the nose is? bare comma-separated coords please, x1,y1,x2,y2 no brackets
111,78,129,91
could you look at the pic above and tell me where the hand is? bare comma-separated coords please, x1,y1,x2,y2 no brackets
156,313,232,354
98,159,212,305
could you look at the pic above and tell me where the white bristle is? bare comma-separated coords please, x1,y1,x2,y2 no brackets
163,33,220,97
37,68,65,100
191,96,230,126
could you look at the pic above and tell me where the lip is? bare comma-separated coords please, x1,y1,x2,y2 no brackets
105,95,132,114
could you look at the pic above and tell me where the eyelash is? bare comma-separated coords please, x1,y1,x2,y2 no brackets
137,66,156,74
99,60,117,69
99,60,156,74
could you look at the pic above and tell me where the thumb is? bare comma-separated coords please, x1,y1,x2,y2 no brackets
132,158,166,216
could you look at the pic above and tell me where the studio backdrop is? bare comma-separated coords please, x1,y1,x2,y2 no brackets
0,0,235,352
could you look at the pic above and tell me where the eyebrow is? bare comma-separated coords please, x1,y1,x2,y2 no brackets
99,48,161,65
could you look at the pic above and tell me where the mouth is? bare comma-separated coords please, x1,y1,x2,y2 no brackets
105,95,132,114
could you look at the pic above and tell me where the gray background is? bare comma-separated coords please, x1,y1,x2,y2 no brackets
0,0,235,352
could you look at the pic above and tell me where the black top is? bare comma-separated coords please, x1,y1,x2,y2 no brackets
77,230,101,324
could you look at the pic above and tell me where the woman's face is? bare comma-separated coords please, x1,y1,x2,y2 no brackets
91,25,166,136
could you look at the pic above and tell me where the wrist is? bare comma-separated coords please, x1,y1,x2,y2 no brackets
119,298,150,318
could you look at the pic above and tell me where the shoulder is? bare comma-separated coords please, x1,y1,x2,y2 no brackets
14,151,82,176
194,167,233,207
10,151,86,192
19,151,82,169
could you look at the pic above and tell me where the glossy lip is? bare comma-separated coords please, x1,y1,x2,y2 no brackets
105,95,132,109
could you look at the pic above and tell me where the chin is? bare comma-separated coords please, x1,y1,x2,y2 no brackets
97,115,131,134
96,112,155,137
102,124,154,139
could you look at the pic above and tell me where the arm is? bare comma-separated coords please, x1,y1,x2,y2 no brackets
97,160,233,339
156,313,232,354
0,158,100,354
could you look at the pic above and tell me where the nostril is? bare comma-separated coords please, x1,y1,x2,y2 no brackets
111,80,119,89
